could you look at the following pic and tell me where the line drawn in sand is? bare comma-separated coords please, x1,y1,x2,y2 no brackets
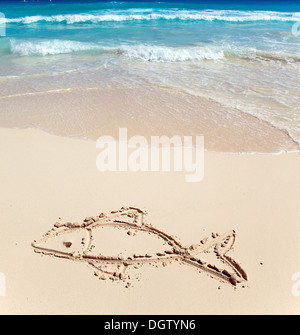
32,207,248,288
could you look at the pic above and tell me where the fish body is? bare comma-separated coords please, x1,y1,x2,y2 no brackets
32,207,248,286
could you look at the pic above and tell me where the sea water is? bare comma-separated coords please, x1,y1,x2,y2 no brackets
0,0,299,151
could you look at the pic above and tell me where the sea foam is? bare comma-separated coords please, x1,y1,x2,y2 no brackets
10,39,105,56
4,10,300,25
119,44,225,62
9,39,226,61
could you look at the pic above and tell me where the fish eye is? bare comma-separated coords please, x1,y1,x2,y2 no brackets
63,241,72,248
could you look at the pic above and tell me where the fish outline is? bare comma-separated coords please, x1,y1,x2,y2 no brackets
31,207,248,287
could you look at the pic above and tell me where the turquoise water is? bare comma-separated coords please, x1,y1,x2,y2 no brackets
0,1,300,150
1,1,299,57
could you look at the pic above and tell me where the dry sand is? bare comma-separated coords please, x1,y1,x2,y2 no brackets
0,127,300,315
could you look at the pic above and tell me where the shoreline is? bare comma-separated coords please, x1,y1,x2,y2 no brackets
1,82,299,154
2,124,300,156
1,126,299,314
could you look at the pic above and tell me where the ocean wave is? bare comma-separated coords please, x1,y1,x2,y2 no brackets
2,10,300,25
9,39,106,56
5,39,300,65
124,44,300,64
119,44,225,62
222,45,300,64
7,39,226,60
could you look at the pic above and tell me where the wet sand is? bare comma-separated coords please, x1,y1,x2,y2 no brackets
0,85,299,153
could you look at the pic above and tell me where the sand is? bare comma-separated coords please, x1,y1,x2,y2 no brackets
1,85,298,153
0,127,300,315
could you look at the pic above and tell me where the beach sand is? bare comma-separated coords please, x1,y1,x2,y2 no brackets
1,85,298,153
0,127,299,315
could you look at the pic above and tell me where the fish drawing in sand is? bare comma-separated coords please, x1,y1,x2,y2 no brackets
32,207,248,287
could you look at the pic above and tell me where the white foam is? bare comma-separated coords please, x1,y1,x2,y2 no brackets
4,10,300,25
119,44,225,62
10,38,299,66
8,38,226,61
10,39,104,56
